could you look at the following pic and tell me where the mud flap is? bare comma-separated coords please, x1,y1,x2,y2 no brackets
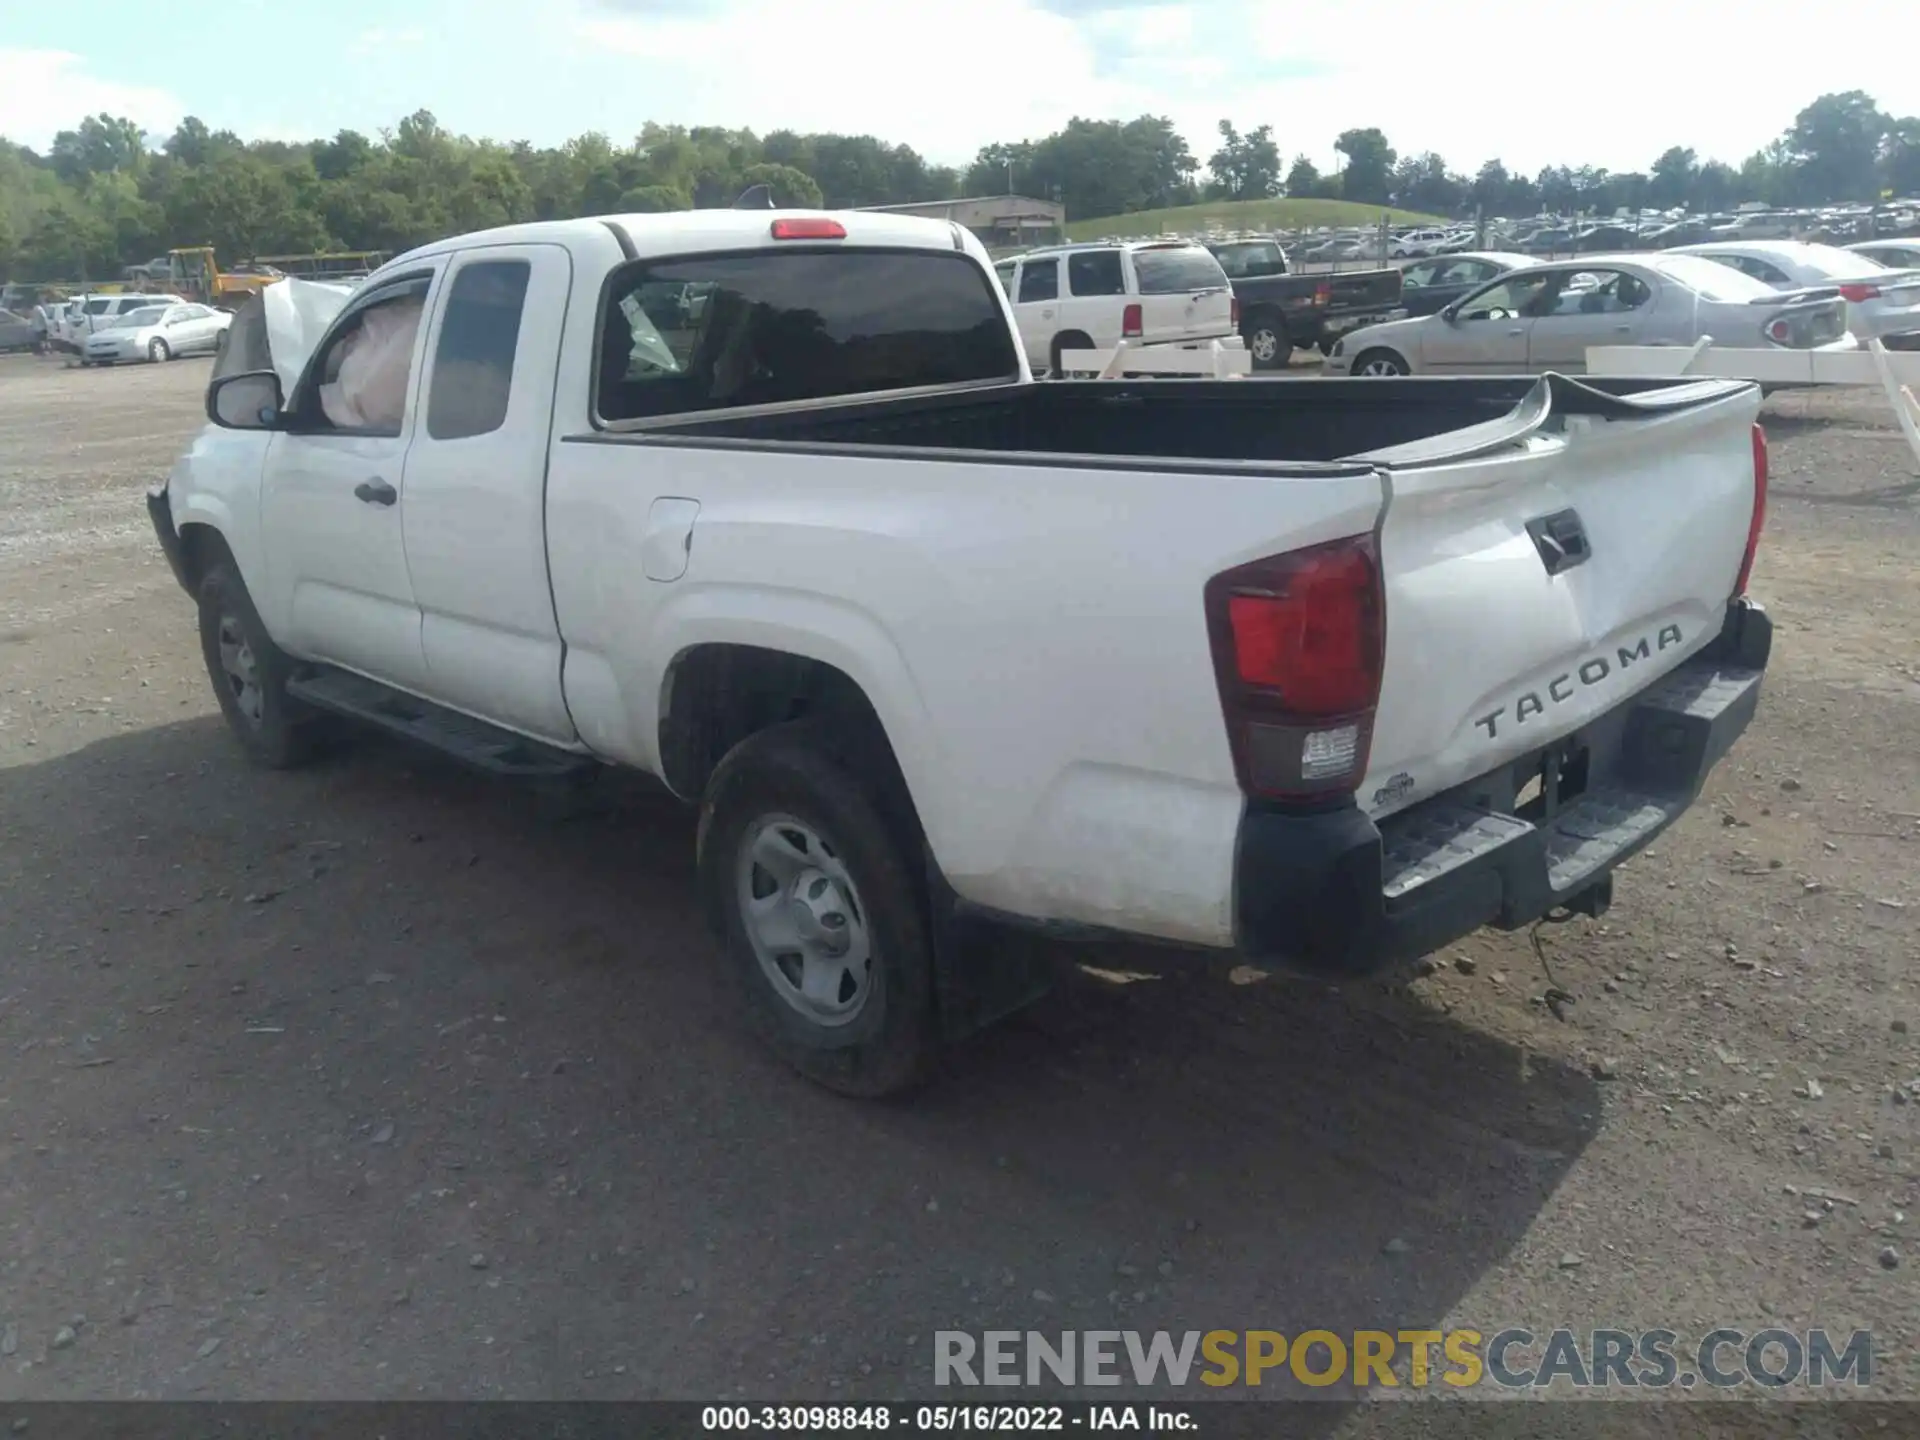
924,857,1058,1041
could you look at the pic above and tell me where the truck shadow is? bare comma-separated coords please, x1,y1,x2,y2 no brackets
0,720,1599,1413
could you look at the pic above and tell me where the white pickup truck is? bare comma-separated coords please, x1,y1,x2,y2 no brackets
149,206,1775,1096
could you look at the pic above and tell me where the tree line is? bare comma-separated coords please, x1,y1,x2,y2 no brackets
1,89,1915,283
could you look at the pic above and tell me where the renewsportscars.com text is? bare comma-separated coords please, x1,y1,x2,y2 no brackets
933,1328,1874,1390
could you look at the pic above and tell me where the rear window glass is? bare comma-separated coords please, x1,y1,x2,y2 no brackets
596,249,1019,422
84,299,112,314
1209,242,1286,278
1653,255,1777,302
1792,244,1888,277
1132,246,1229,294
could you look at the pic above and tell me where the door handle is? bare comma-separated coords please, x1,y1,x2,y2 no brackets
354,477,397,506
1507,327,1525,336
1612,324,1633,333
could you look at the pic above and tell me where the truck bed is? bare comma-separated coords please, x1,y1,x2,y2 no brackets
607,373,1745,470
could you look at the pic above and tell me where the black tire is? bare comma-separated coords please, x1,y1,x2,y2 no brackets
1243,311,1288,371
149,338,171,363
696,719,935,1098
196,563,321,769
1350,347,1411,377
1048,330,1093,380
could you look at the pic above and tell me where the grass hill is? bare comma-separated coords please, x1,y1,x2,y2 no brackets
1064,197,1446,241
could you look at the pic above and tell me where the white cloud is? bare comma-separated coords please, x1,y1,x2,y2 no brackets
0,49,182,151
565,0,1919,178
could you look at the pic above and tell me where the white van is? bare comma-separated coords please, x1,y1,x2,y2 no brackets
993,241,1236,376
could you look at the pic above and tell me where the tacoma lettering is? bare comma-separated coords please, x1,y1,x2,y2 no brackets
1475,625,1684,739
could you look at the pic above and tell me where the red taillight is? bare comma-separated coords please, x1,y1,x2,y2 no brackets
1205,535,1385,803
770,217,846,240
1230,295,1240,328
1313,282,1331,308
1765,317,1791,344
1121,303,1143,338
1735,423,1768,597
1837,283,1881,303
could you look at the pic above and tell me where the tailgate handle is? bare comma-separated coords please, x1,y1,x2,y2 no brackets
1527,509,1591,576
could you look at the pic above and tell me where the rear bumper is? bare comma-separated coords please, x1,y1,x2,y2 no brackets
1233,598,1772,978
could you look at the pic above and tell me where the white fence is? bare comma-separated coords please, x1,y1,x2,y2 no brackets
1585,338,1920,471
1057,337,1252,379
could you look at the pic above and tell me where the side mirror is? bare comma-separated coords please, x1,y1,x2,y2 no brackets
1439,304,1461,324
207,370,284,431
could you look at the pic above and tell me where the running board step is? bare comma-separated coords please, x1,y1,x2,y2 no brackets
287,669,596,780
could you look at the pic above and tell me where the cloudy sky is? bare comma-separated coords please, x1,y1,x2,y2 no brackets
3,0,1914,179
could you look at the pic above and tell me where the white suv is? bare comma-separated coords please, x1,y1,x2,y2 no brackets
993,241,1236,376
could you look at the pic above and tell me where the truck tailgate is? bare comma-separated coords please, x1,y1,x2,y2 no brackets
1352,376,1763,819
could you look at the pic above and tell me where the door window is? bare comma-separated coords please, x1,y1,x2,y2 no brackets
1454,271,1559,320
425,259,531,441
1017,259,1059,303
1400,261,1441,289
1066,250,1124,297
294,277,433,436
1544,270,1650,315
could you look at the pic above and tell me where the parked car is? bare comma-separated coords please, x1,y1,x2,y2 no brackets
1394,252,1533,317
994,240,1235,376
0,308,37,353
56,291,179,353
1390,228,1452,259
1324,252,1854,376
1849,239,1920,270
1204,236,1402,367
151,206,1773,1095
1708,213,1796,240
1671,241,1920,346
81,302,232,365
1522,228,1573,255
1574,224,1646,253
1639,220,1713,249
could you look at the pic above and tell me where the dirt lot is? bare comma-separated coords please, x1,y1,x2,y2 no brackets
1,352,1917,1423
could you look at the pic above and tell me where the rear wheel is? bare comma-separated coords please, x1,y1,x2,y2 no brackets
697,719,936,1098
1244,312,1288,371
148,338,171,363
1047,330,1094,380
1351,348,1410,377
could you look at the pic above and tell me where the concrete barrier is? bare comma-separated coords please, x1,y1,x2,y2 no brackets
1587,338,1920,471
1057,338,1252,379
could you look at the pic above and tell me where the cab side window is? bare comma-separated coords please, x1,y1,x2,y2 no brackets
426,260,530,441
293,276,433,437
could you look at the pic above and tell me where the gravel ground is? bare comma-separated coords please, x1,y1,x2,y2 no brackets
0,352,1917,1426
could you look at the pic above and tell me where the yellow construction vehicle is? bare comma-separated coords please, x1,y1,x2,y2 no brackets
125,247,283,308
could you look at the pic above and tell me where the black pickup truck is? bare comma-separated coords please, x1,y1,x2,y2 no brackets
1205,236,1404,369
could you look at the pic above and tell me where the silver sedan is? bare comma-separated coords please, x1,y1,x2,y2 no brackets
1323,253,1856,376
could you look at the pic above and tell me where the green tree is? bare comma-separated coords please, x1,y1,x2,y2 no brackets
48,114,146,181
1283,154,1322,198
1208,121,1281,201
1648,146,1697,209
1882,117,1920,198
1787,90,1887,203
1334,128,1395,205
